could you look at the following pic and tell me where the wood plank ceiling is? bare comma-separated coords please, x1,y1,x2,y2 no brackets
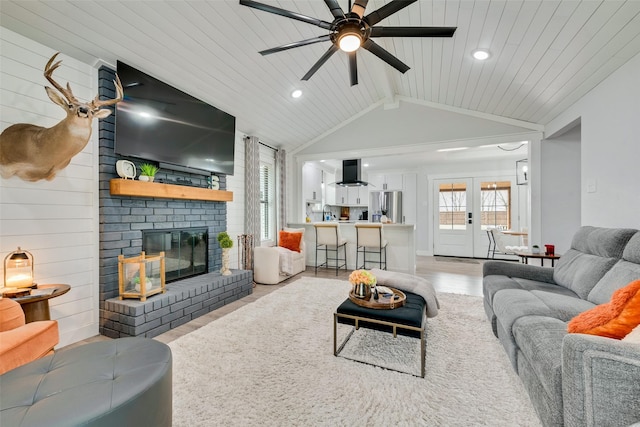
1,1,639,154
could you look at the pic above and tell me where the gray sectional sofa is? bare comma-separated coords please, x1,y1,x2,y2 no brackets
483,226,640,427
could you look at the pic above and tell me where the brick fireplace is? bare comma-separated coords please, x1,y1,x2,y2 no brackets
97,67,252,338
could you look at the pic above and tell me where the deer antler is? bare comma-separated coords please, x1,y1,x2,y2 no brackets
92,74,124,108
44,52,79,104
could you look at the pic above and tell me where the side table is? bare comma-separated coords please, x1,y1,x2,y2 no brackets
515,252,561,267
9,284,70,323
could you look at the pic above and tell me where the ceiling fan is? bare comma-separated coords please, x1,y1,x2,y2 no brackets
239,0,457,86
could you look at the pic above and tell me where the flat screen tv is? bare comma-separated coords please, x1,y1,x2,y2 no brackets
115,61,235,175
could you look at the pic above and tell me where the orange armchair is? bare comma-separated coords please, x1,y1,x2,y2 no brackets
0,297,59,375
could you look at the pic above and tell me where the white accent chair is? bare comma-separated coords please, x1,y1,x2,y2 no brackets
489,228,528,259
253,228,306,285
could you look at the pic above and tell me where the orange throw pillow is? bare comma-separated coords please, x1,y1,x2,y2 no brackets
278,230,303,253
567,279,640,339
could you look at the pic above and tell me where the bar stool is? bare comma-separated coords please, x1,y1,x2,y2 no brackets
314,223,347,275
355,223,387,270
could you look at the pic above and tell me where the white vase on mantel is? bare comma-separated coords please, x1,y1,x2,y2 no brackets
220,247,232,276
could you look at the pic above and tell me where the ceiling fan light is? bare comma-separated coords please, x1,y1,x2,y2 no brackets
472,49,490,60
338,33,362,52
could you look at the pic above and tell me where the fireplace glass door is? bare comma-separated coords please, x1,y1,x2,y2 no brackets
143,228,208,282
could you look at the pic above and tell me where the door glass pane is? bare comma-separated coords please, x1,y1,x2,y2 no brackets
480,181,511,230
438,182,467,230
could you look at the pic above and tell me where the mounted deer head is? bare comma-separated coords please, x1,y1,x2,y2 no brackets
0,52,123,181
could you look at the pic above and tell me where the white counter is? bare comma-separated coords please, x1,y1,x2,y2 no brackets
289,222,416,274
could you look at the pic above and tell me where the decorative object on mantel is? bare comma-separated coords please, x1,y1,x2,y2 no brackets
138,163,159,182
217,232,234,276
118,251,165,301
516,159,528,185
3,247,35,289
0,52,123,182
348,269,377,299
208,175,220,190
115,160,136,179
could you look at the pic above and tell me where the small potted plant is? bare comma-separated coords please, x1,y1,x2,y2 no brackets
138,163,159,182
532,245,541,254
217,231,233,276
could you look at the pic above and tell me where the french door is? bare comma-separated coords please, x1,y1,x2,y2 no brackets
434,177,519,257
433,178,474,257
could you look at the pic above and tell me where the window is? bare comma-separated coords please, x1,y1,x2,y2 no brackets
259,146,276,243
480,181,512,230
438,182,467,230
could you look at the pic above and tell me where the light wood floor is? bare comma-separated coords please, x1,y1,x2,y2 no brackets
64,255,485,350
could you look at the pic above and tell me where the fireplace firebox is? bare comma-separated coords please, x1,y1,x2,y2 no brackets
142,228,208,283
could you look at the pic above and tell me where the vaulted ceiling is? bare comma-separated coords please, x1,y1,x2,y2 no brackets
1,0,639,158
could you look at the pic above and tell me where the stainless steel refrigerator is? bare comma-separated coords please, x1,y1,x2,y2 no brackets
369,191,403,223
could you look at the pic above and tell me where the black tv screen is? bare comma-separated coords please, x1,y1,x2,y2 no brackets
115,61,235,175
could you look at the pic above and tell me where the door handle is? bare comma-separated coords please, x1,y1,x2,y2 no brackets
468,212,473,224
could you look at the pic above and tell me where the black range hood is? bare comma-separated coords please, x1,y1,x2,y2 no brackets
336,159,369,187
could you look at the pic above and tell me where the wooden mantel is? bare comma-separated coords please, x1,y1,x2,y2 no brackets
110,179,233,202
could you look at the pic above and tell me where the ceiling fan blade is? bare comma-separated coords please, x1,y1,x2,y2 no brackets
324,0,345,19
351,0,369,19
240,0,332,30
259,35,331,55
370,26,457,38
362,39,410,74
302,45,339,81
365,0,418,27
348,51,358,86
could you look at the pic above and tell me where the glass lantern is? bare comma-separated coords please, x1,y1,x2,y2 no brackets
118,251,165,301
3,247,35,289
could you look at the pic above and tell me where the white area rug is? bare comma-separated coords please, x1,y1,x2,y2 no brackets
169,277,541,426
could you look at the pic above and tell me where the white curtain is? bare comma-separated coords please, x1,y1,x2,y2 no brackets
244,136,260,253
276,148,286,233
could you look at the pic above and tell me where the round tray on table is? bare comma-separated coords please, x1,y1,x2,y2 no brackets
348,287,406,309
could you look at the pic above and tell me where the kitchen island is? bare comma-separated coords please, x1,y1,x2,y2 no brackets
289,222,416,274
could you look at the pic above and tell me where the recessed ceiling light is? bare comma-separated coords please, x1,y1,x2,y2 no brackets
363,163,369,167
291,89,302,98
472,49,490,60
437,147,469,152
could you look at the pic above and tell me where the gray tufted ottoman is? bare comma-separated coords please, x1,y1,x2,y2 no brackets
0,337,172,427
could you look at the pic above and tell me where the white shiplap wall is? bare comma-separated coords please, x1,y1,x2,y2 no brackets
0,28,99,347
225,131,246,270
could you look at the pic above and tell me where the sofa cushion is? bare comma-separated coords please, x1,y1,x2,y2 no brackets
553,227,637,299
568,279,640,339
278,230,303,252
588,232,640,304
512,316,567,402
529,291,595,322
484,275,578,307
570,226,637,258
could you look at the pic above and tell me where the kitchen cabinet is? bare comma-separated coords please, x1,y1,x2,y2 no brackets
348,186,367,206
334,185,367,206
402,173,417,225
302,163,322,201
368,173,403,191
335,186,348,205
